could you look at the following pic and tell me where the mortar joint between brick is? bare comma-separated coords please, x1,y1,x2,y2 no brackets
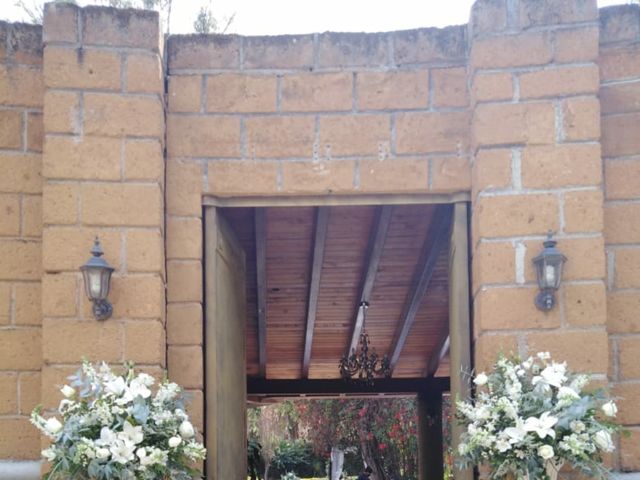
354,160,360,190
427,69,434,111
515,241,526,285
75,7,83,46
120,53,128,93
558,191,566,235
200,75,207,114
390,113,397,156
78,92,85,137
386,34,395,67
20,110,28,153
517,333,527,358
554,100,565,143
276,161,283,192
607,250,616,291
312,33,319,72
239,117,247,159
352,72,358,112
612,338,620,382
9,285,16,326
18,194,25,238
510,148,522,190
239,36,245,71
201,161,208,194
276,75,282,112
119,138,126,181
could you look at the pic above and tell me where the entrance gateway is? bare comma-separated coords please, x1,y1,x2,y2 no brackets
202,194,472,480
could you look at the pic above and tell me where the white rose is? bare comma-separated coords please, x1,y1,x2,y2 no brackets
168,436,182,448
594,430,615,452
179,420,195,439
538,445,555,460
96,448,110,460
474,372,488,386
41,448,56,461
45,417,63,434
60,385,75,398
602,401,617,418
570,420,585,433
558,386,580,401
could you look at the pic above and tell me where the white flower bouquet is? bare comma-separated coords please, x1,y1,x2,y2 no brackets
456,352,621,480
31,361,206,480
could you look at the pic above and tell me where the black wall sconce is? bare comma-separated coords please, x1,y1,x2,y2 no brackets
80,237,114,320
532,233,567,311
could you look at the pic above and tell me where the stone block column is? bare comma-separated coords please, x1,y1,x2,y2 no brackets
469,0,608,378
40,3,166,407
0,21,44,462
599,4,640,470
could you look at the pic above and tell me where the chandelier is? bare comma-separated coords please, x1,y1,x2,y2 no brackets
339,302,391,384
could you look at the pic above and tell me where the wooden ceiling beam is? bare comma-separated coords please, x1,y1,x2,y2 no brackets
247,376,450,396
255,208,268,378
388,205,452,373
302,207,330,378
425,333,450,377
347,205,394,354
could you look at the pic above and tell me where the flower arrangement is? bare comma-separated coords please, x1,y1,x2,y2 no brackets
31,361,206,480
456,352,620,480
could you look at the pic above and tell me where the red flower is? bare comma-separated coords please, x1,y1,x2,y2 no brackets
378,443,387,450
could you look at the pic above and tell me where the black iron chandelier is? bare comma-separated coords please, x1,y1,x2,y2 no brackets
339,302,391,384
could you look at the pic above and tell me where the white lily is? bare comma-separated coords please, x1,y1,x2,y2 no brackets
524,412,558,439
105,376,127,396
120,421,144,445
504,418,527,444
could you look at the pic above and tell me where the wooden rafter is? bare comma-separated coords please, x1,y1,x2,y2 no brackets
302,207,330,378
255,208,267,378
388,205,452,373
425,333,450,377
347,205,394,354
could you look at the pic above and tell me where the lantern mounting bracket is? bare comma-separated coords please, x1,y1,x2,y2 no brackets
92,299,113,321
535,288,556,311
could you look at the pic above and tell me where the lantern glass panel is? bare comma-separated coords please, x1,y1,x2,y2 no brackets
99,268,112,299
82,267,111,300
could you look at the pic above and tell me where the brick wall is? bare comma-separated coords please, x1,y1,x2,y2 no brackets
39,1,166,433
0,0,638,471
470,0,608,378
164,27,473,432
600,5,640,471
0,21,44,460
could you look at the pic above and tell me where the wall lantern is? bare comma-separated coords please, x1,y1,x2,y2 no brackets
80,237,114,321
532,233,567,311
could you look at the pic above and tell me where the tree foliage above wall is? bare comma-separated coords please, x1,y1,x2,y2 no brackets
13,0,235,34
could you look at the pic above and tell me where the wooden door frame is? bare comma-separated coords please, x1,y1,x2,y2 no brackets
202,195,472,480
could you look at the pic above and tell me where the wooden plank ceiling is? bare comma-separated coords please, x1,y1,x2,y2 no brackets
221,204,452,381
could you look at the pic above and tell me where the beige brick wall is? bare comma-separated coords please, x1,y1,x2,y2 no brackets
469,0,607,409
600,5,640,471
0,0,638,470
0,21,44,460
165,26,472,430
39,1,166,442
